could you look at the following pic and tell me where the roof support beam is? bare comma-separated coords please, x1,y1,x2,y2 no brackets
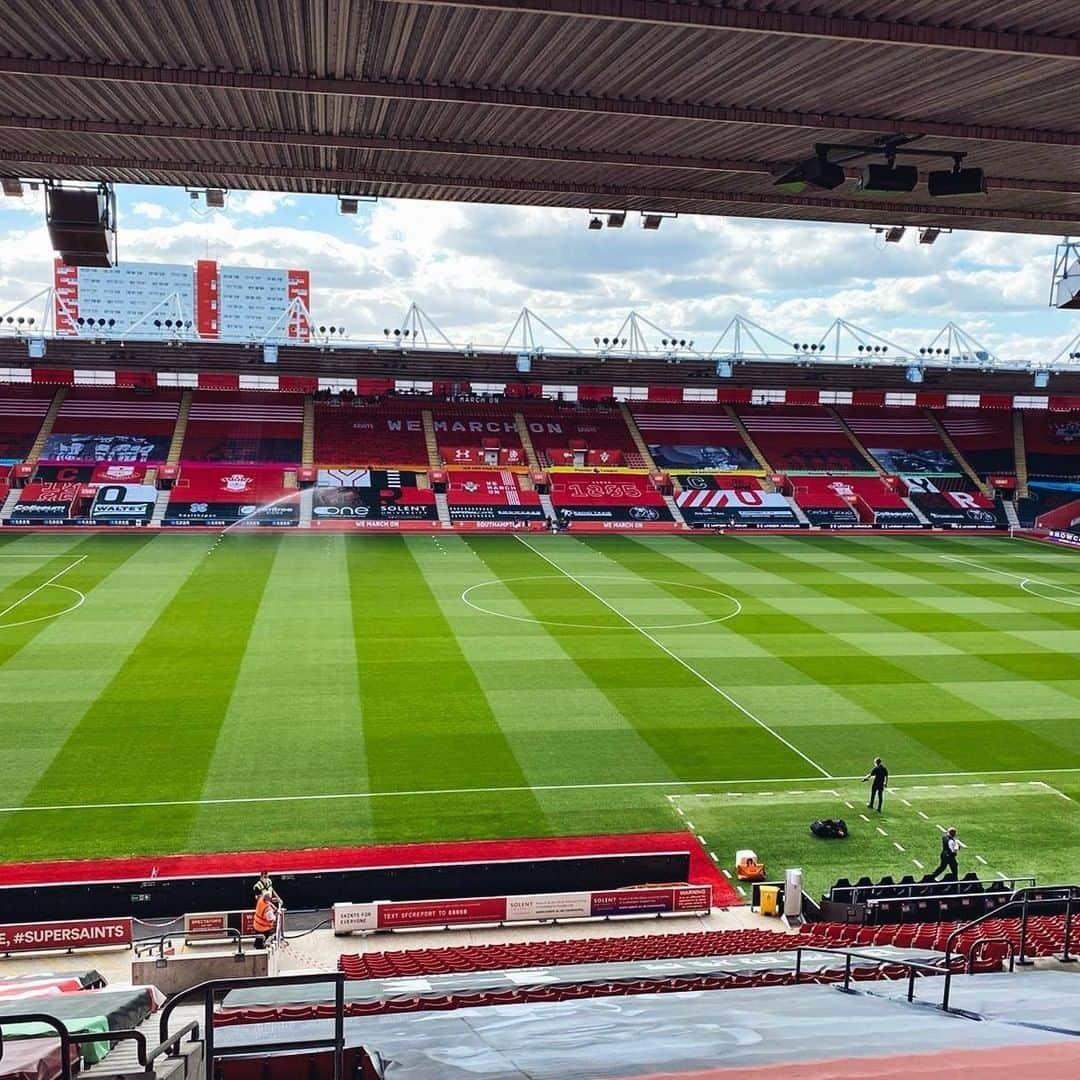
385,0,1080,60
4,114,1077,193
0,149,1073,227
1,57,1077,147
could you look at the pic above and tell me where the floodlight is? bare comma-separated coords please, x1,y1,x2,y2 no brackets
858,163,918,195
2,177,23,197
588,216,603,230
607,211,626,228
927,167,986,198
918,227,942,245
205,188,226,209
885,226,906,243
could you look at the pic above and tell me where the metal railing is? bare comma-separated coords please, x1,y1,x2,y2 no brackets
793,946,955,1012
944,884,1080,967
136,926,247,962
159,971,345,1080
0,1012,199,1080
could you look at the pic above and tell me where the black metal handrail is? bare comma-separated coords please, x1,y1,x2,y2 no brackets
793,947,955,1012
944,884,1080,967
136,926,246,962
159,971,345,1080
0,1012,197,1080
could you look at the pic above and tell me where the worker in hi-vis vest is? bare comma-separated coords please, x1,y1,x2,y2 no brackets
253,890,279,939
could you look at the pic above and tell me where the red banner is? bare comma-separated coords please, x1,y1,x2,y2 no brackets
0,917,132,954
377,897,508,929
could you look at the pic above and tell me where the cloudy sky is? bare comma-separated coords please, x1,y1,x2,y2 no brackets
1,183,1077,363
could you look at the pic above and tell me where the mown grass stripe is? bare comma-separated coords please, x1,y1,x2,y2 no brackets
347,535,548,843
404,534,683,839
189,535,375,853
0,534,280,859
687,534,1080,775
468,534,817,781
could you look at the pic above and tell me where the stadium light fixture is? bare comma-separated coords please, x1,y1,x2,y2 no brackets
774,150,846,193
927,165,986,198
640,211,677,230
607,211,626,228
205,188,226,209
885,226,906,243
2,177,23,197
588,216,603,230
918,227,950,245
857,162,918,195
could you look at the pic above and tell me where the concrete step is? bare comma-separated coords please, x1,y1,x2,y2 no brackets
149,489,171,528
298,487,314,528
903,496,931,526
783,494,811,526
663,493,687,528
434,491,452,528
0,487,22,522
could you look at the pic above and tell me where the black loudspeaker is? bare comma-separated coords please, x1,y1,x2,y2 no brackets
46,186,114,267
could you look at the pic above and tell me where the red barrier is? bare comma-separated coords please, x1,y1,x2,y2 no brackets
0,916,132,954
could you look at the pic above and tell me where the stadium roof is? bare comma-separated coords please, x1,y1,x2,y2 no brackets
1,0,1079,235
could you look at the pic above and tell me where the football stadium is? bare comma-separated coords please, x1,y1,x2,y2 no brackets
1,2,1080,1078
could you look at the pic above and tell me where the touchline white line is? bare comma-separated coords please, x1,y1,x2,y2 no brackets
3,770,1079,816
514,535,833,778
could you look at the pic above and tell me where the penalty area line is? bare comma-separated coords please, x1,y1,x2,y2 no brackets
514,535,833,778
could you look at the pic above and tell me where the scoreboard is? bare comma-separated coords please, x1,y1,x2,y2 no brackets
53,259,311,341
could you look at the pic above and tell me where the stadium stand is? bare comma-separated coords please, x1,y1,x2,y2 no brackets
802,912,1079,961
524,405,644,468
443,469,545,523
548,474,672,524
1022,409,1080,478
835,406,960,474
40,387,182,464
627,403,757,471
181,392,303,464
430,402,526,465
736,407,867,473
936,408,1015,477
0,387,55,462
312,402,428,467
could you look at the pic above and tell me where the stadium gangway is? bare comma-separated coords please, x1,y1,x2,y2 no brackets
829,874,1035,906
159,971,345,1080
0,1011,200,1080
944,884,1080,968
792,947,956,1013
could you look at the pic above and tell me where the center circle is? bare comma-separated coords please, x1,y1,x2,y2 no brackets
460,575,742,630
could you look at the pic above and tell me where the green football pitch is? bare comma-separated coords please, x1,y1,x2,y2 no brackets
0,529,1078,895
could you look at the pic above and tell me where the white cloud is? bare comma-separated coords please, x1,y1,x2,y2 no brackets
229,191,296,217
131,201,167,220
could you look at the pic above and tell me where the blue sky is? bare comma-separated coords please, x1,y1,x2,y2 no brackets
1,183,1077,363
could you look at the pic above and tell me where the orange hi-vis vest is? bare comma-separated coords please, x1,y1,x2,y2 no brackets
253,895,276,934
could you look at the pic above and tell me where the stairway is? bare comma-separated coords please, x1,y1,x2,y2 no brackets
538,492,557,523
924,409,991,497
149,489,171,528
827,406,883,473
298,487,313,528
301,394,315,468
0,487,22,522
513,412,541,469
81,1004,204,1080
663,493,688,527
1002,498,1021,531
1012,410,1029,498
783,494,811,526
903,496,931,526
434,490,452,528
723,406,774,488
166,390,194,466
422,410,442,468
618,402,660,471
24,385,68,465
